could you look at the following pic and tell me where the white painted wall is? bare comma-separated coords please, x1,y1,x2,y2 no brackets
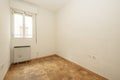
56,0,120,80
37,8,56,57
1,0,119,80
10,0,38,13
0,0,10,80
10,0,56,62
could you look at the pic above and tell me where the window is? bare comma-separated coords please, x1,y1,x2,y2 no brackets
14,13,23,38
25,15,33,38
13,12,33,38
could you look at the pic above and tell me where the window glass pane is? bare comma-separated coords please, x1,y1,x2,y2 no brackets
25,15,33,38
14,13,23,38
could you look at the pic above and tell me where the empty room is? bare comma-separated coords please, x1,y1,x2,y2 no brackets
0,0,120,80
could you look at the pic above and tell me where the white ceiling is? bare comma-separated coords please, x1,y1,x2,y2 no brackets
22,0,71,11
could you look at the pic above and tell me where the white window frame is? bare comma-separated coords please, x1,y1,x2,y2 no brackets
11,9,34,38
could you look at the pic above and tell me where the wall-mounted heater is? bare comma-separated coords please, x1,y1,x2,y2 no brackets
13,46,31,63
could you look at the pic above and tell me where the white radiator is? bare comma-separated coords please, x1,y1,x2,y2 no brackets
13,46,31,63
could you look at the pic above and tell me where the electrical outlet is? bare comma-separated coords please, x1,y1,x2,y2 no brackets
88,55,96,60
